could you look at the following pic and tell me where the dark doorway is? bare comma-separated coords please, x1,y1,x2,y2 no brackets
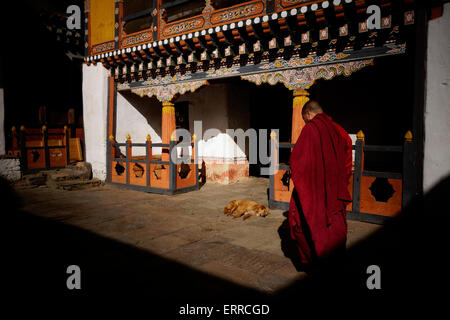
175,101,190,131
248,83,293,177
310,54,414,173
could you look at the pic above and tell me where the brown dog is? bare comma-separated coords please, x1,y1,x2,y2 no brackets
224,200,269,220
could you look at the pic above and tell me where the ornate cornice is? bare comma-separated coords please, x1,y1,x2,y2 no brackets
240,59,374,89
129,80,209,102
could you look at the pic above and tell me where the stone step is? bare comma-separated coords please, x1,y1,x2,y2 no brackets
55,178,104,191
46,162,92,182
23,172,47,186
19,162,102,190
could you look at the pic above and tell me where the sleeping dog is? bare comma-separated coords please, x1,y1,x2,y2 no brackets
224,200,269,220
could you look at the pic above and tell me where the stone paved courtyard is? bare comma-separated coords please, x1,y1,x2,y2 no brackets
9,176,381,296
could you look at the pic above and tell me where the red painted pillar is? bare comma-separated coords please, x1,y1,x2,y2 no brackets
291,88,309,144
162,101,176,162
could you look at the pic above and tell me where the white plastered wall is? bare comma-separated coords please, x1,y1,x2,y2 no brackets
82,78,251,181
82,63,109,180
424,3,450,192
178,82,250,161
116,92,162,155
115,82,250,161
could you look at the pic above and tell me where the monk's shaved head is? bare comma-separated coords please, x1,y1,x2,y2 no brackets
302,100,323,116
302,100,323,122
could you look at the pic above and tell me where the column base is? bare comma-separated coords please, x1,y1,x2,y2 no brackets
199,157,249,184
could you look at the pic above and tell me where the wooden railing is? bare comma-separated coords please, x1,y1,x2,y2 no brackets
269,130,417,224
107,134,199,195
8,125,84,172
8,126,70,172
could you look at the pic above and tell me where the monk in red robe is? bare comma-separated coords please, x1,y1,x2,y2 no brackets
289,100,353,266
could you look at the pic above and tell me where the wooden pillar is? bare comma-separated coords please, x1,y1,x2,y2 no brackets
11,127,18,150
114,0,122,50
352,130,365,214
107,76,116,138
67,108,76,138
20,126,27,171
169,138,177,191
42,125,50,169
106,76,116,184
192,133,199,188
291,88,309,144
107,135,115,183
162,101,176,161
146,134,152,187
402,130,416,210
269,130,278,206
126,134,132,185
64,125,70,165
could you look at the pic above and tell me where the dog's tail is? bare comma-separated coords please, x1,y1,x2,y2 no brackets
243,213,253,220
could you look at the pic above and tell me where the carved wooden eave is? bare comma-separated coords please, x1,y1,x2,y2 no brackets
121,57,373,101
115,42,404,91
87,0,420,67
240,58,374,89
84,0,443,95
127,80,209,102
86,0,445,60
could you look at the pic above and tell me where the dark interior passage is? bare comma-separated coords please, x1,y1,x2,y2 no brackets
246,53,414,176
248,83,292,177
310,54,414,172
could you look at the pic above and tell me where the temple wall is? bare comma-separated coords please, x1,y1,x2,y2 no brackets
89,0,115,45
109,82,251,183
179,82,249,160
178,82,251,183
424,3,450,192
82,64,109,180
79,65,265,184
116,91,162,155
0,88,4,155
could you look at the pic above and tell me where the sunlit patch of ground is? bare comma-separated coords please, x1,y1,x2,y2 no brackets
14,177,381,293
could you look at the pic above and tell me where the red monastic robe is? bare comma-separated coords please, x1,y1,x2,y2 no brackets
288,112,353,264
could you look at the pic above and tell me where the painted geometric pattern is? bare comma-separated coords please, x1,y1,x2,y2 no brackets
162,17,205,37
122,31,153,48
259,52,351,70
241,59,374,89
161,0,264,38
91,41,115,54
118,74,194,89
210,1,265,24
205,66,240,78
